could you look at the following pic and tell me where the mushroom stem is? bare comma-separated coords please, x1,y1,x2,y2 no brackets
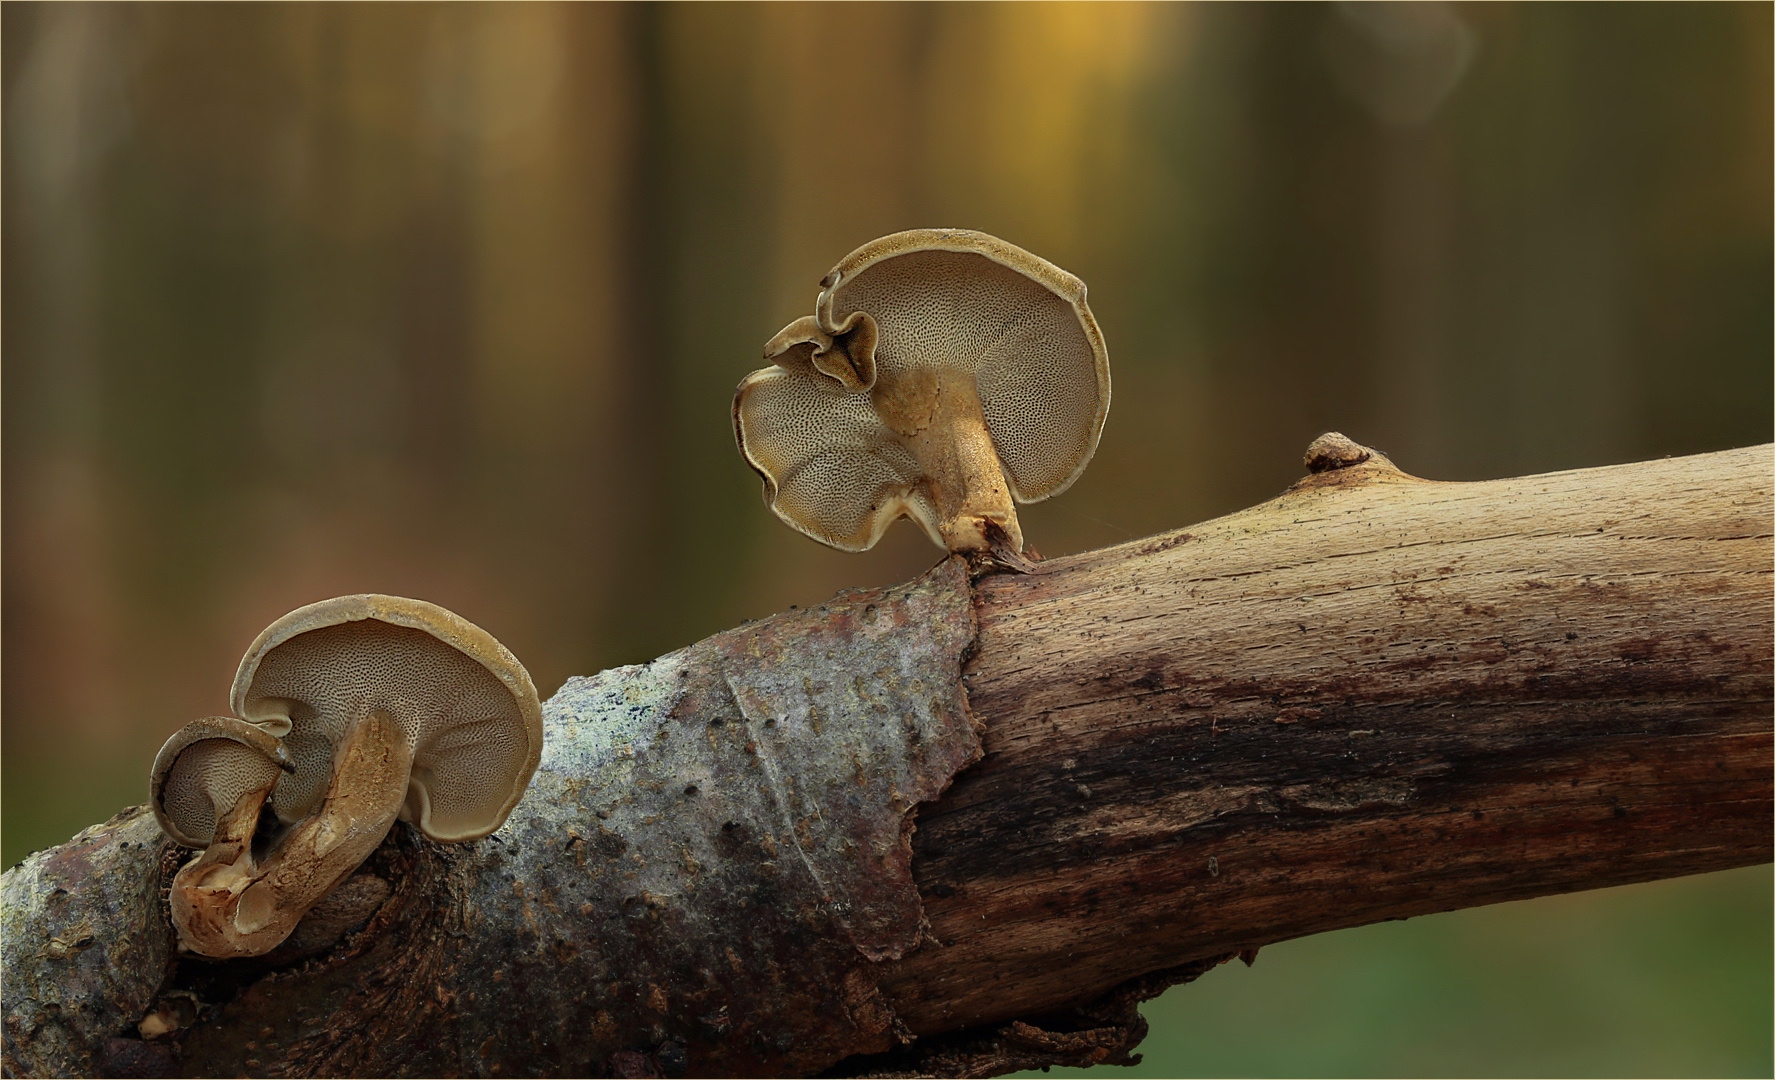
890,374,1024,553
172,709,413,958
167,764,282,955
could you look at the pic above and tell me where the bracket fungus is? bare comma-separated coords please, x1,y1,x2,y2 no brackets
151,716,294,850
733,228,1111,555
149,594,543,958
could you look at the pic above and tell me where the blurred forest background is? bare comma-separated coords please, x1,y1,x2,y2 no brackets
3,3,1769,1075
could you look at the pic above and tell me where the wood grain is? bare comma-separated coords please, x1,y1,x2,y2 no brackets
879,441,1773,1035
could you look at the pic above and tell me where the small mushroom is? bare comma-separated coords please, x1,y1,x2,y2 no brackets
154,594,543,958
733,228,1110,554
151,716,293,850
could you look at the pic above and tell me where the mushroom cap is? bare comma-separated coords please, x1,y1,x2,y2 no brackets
734,228,1110,551
230,594,543,842
151,716,288,848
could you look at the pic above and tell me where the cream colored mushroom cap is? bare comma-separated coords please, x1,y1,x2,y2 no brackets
230,594,544,843
735,228,1110,551
151,716,287,849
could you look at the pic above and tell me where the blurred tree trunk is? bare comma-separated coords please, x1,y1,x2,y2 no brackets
604,1,677,659
3,438,1769,1080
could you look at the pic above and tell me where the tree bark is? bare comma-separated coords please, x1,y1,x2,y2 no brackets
4,436,1770,1079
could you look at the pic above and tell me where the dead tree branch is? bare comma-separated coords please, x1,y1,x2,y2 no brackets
4,436,1770,1079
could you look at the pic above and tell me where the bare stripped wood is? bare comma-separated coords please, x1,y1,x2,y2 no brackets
878,440,1773,1035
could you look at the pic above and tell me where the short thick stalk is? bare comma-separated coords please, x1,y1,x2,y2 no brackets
892,373,1021,552
172,710,415,958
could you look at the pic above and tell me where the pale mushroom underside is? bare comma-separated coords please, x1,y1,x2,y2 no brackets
157,733,286,847
737,246,1109,552
239,619,536,842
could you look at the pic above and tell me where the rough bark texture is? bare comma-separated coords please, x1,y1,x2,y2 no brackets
871,438,1773,1057
4,439,1770,1079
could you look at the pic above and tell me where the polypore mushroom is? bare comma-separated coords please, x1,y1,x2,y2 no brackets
152,716,293,850
733,228,1110,555
154,594,543,958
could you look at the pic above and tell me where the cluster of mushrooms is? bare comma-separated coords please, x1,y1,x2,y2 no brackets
150,595,542,959
152,228,1105,962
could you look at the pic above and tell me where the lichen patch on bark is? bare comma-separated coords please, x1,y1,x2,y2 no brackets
1,558,982,1080
1,808,174,1078
445,555,981,1076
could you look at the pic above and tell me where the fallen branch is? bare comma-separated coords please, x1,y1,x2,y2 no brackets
4,436,1770,1079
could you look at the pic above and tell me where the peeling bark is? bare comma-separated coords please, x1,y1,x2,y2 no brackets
4,439,1771,1079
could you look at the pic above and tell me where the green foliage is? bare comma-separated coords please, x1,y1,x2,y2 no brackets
1025,867,1772,1078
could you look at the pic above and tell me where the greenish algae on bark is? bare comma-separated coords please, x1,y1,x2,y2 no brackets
4,557,980,1078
